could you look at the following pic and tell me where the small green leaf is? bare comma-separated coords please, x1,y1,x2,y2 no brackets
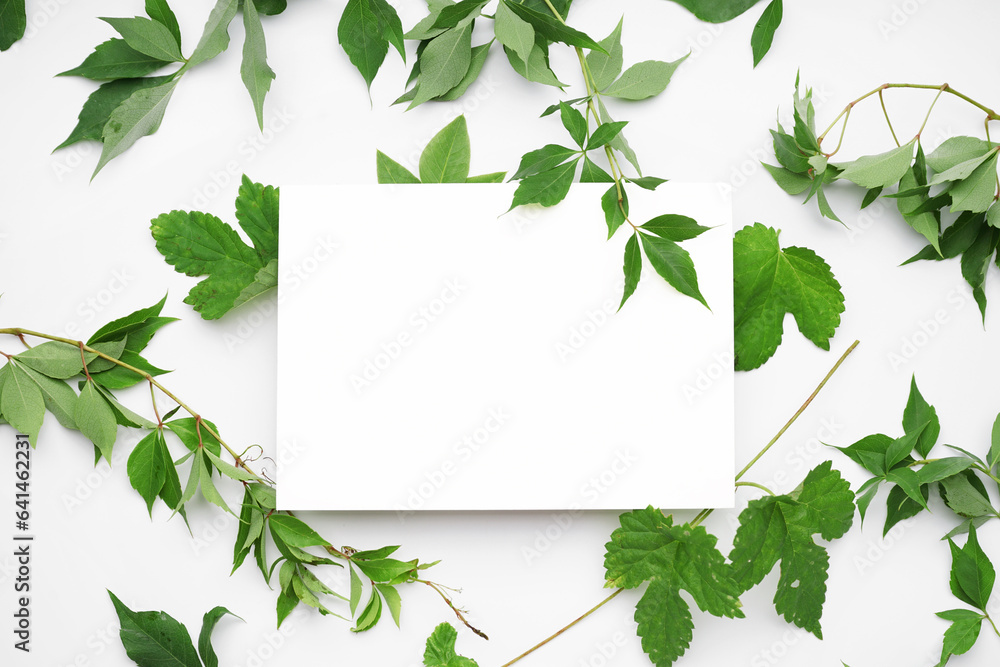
501,0,604,52
666,0,761,22
750,0,782,67
640,214,711,242
198,606,241,667
338,0,405,90
601,183,628,239
376,151,420,184
493,0,534,64
90,294,169,344
419,116,471,183
240,0,275,129
834,434,892,477
619,233,642,310
127,431,167,516
100,16,184,62
269,514,331,548
349,565,363,616
902,376,940,458
57,39,171,80
466,171,506,183
837,140,916,189
579,157,612,183
375,584,402,628
639,233,707,307
424,622,480,667
16,365,78,431
917,458,974,485
503,42,566,88
988,413,1000,472
186,0,239,68
603,56,687,100
587,121,627,150
57,76,174,151
353,557,416,583
204,448,261,482
950,526,996,610
14,342,84,379
511,144,578,180
0,0,27,51
166,417,223,458
559,101,588,148
763,163,812,195
410,23,473,108
352,586,383,632
936,608,984,665
145,0,181,49
434,41,491,102
108,591,202,667
1,362,45,444
948,152,1000,214
928,137,993,173
771,130,811,173
94,78,179,178
509,159,579,209
886,467,929,511
586,18,623,92
940,473,997,519
635,579,694,667
75,380,118,462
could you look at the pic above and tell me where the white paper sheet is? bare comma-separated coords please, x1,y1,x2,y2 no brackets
277,184,734,511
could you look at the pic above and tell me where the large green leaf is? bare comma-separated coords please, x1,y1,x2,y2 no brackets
108,591,202,667
338,0,405,90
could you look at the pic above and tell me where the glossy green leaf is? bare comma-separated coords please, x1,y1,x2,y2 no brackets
269,514,331,548
198,606,241,667
640,214,711,242
559,101,587,147
127,431,166,515
763,163,812,195
587,121,627,150
579,157,612,183
338,0,405,91
639,233,707,307
108,591,202,667
0,0,27,51
419,116,471,183
750,0,782,67
511,144,578,180
502,0,603,52
902,375,940,458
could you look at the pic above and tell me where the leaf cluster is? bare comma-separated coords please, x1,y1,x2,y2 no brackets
57,0,280,177
376,116,506,184
768,79,1000,321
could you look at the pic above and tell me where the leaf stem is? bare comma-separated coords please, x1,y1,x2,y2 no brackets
735,481,776,496
418,579,489,640
825,106,852,158
915,85,947,140
498,589,623,667
879,89,900,147
986,612,1000,638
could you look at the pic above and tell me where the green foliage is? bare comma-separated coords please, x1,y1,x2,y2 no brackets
108,591,237,667
604,507,744,665
151,175,279,320
936,526,996,665
0,0,26,51
769,79,1000,321
732,223,845,371
749,0,781,67
376,116,505,184
729,462,855,638
57,0,280,176
664,0,783,66
424,623,479,667
337,0,405,91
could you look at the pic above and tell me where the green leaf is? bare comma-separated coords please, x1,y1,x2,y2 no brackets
501,0,603,52
376,151,420,184
666,0,762,22
733,224,845,371
640,214,711,242
100,16,184,62
424,622,480,667
352,587,383,632
156,432,185,515
432,0,488,29
989,413,1000,472
434,41,491,102
579,157,612,183
186,0,239,68
603,56,687,100
586,18,623,92
166,417,223,458
466,171,506,183
834,434,892,478
896,163,942,255
494,0,534,64
375,584,402,628
151,180,279,320
353,557,417,582
559,101,587,147
127,431,167,516
750,0,782,67
763,163,812,195
509,158,578,209
936,609,984,665
928,137,995,173
511,144,578,180
204,448,261,482
1,362,45,444
918,458,975,485
596,97,641,174
94,78,179,178
0,0,27,51
627,176,668,191
883,482,927,536
503,42,566,88
639,232,708,306
771,130,811,173
601,184,629,239
729,462,854,638
837,140,916,189
16,365,78,431
940,473,997,519
240,0,275,130
930,149,998,186
949,526,996,610
276,589,298,627
587,121,628,150
338,0,405,91
269,514,331,548
902,376,940,458
886,467,929,511
75,381,118,462
57,76,174,151
885,425,926,471
853,476,882,524
198,606,241,667
410,23,473,108
349,565,363,616
419,116,471,183
57,39,171,80
145,0,181,50
108,591,202,667
196,451,233,514
90,294,168,344
84,339,127,374
948,152,1000,214
634,579,693,667
14,342,85,379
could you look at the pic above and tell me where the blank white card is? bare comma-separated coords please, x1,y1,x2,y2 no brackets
277,184,734,511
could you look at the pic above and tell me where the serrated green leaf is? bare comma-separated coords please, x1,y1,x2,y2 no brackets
127,431,167,516
733,224,845,371
57,39,171,80
241,0,275,129
503,42,566,87
886,467,929,511
410,23,473,108
885,424,926,471
902,376,940,458
640,214,710,242
639,233,707,307
750,0,782,67
586,18,623,92
771,130,811,173
587,121,627,151
635,579,693,667
666,0,761,22
57,76,174,151
559,101,587,147
186,0,238,68
502,0,603,52
338,0,405,90
376,151,420,183
837,140,915,189
834,434,892,477
511,144,578,181
0,0,27,51
100,16,184,62
108,591,202,667
928,137,994,173
883,482,927,536
763,163,812,195
509,159,578,209
603,56,686,100
601,184,629,239
269,514,331,548
940,473,997,520
1,362,44,444
494,0,534,64
424,622,479,666
75,380,117,462
937,608,984,665
198,606,241,667
145,0,181,49
950,526,996,610
419,116,471,183
948,152,1000,214
94,78,179,178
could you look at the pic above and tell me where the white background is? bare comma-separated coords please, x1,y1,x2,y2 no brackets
1,1,999,666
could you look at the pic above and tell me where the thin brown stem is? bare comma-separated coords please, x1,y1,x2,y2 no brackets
419,579,489,640
499,590,623,667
